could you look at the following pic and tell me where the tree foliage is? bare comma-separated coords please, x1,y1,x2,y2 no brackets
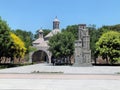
12,29,33,53
62,24,97,59
48,31,75,59
96,31,120,64
0,17,12,58
88,25,98,58
0,17,26,63
101,24,120,32
10,33,26,58
62,25,78,39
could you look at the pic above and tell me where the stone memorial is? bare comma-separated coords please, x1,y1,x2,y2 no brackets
74,24,92,66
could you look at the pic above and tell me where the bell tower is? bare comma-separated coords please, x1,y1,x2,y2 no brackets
38,29,43,38
53,16,60,30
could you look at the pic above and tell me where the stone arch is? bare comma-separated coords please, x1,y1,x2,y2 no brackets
29,47,52,64
32,50,49,63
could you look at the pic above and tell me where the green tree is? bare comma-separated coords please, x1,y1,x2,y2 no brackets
12,29,33,53
96,31,120,64
48,31,75,63
10,33,26,57
88,24,97,58
101,24,120,32
0,17,12,61
0,17,27,63
96,24,120,40
63,24,98,60
62,25,78,39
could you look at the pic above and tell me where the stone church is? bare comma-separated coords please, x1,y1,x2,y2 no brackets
29,17,60,63
29,17,91,66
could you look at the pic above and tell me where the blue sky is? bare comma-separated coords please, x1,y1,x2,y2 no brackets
0,0,120,33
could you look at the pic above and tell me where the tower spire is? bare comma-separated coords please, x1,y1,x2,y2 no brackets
39,28,43,38
53,16,60,30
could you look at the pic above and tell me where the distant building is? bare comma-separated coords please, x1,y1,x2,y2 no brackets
33,17,60,46
29,17,60,63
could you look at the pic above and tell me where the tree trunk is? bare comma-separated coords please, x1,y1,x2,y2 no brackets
0,57,1,64
69,56,71,65
19,58,21,63
4,57,8,63
94,56,97,65
11,57,14,64
67,56,70,65
106,57,109,64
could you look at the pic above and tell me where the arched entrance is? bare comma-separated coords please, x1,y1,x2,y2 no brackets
32,50,49,63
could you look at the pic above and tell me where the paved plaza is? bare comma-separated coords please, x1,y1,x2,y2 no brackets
0,78,120,90
0,64,120,90
0,74,120,90
0,63,120,74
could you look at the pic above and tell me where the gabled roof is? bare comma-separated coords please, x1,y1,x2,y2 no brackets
32,38,48,47
45,29,60,38
32,38,44,44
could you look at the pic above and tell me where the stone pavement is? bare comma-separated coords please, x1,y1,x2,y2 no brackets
0,79,120,90
0,64,120,90
0,74,120,90
0,74,120,79
0,63,120,74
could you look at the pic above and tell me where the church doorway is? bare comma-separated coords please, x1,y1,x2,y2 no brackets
32,50,49,63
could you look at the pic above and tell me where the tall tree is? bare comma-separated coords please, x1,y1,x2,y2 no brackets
101,24,120,32
10,33,26,58
0,17,27,63
88,24,98,58
63,24,98,59
0,17,12,59
96,31,120,64
48,31,75,62
62,25,78,39
12,29,33,53
6,33,26,63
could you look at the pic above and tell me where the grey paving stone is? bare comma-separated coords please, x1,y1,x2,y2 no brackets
0,79,120,90
0,63,120,74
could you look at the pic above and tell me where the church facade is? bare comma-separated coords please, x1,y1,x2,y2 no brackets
29,17,60,63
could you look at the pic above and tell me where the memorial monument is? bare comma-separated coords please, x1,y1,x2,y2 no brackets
74,24,91,66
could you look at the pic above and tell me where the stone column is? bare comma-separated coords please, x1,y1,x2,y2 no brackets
29,52,34,63
48,51,52,64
